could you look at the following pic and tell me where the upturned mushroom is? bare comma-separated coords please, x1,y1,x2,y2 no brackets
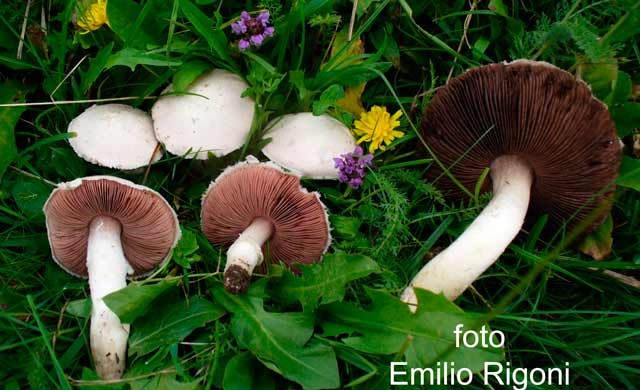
401,60,621,308
201,158,331,294
151,69,255,159
44,176,181,379
68,104,161,170
261,112,356,179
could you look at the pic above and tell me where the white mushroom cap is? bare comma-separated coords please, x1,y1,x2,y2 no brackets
69,104,161,170
151,69,255,159
262,113,356,179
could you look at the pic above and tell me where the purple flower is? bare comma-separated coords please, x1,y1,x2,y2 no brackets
231,22,246,35
256,12,269,25
334,146,374,190
250,34,264,45
231,11,274,51
238,39,250,50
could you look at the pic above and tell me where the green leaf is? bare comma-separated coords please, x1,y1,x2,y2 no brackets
473,167,490,208
128,296,224,356
601,5,640,44
50,148,87,179
212,283,340,389
171,229,202,269
0,22,17,50
223,352,276,390
11,178,52,219
524,214,548,252
578,60,618,100
172,61,211,92
320,288,503,372
488,0,508,17
617,156,640,192
242,57,284,98
472,36,491,61
0,81,26,181
288,70,309,102
611,102,640,138
79,42,114,93
0,54,41,70
312,62,392,90
58,336,88,370
568,16,614,61
330,216,362,240
312,84,344,115
370,25,400,68
242,51,277,75
329,27,365,70
103,279,178,323
271,253,379,311
79,367,124,390
606,71,632,105
105,47,182,71
178,0,233,65
397,0,413,18
107,0,163,48
129,374,200,390
66,298,91,318
578,214,613,260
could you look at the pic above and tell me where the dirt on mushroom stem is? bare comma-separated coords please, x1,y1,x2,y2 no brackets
224,265,252,294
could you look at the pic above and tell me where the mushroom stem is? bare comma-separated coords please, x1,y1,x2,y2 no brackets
224,217,274,294
86,216,133,379
401,155,533,311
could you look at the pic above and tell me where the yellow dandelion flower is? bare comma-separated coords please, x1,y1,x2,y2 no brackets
77,0,109,34
353,105,404,153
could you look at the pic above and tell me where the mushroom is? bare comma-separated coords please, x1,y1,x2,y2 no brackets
43,176,181,379
151,69,255,159
261,112,356,179
401,60,621,308
68,104,161,170
201,157,331,294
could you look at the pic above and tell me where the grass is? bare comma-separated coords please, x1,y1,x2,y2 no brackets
1,0,640,389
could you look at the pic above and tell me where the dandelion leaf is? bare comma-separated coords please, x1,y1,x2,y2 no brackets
320,288,503,373
270,252,380,311
212,283,340,389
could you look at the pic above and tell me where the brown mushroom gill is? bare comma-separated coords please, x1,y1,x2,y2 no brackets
401,61,621,310
201,161,331,294
46,179,178,276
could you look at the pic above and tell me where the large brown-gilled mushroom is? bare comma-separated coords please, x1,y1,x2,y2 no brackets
69,104,161,170
401,60,621,309
43,176,180,379
201,157,331,294
151,69,255,159
261,113,356,179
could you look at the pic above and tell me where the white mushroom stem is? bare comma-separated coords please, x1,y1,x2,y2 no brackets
401,155,533,311
86,216,133,379
225,217,274,276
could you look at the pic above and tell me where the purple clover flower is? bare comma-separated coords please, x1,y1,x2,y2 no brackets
231,11,275,51
334,146,374,190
